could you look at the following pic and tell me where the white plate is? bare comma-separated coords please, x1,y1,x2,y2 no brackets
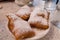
0,14,50,40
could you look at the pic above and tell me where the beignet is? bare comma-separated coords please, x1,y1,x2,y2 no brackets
15,5,31,20
6,13,35,40
28,7,50,29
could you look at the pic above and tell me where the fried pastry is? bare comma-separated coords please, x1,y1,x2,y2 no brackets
28,7,50,29
15,5,31,20
6,13,35,40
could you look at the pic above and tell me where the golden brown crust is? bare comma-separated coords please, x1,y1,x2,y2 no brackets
28,17,49,29
30,23,49,29
13,29,35,40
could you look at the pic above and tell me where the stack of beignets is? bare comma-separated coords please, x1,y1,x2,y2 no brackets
6,13,35,40
6,5,50,40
